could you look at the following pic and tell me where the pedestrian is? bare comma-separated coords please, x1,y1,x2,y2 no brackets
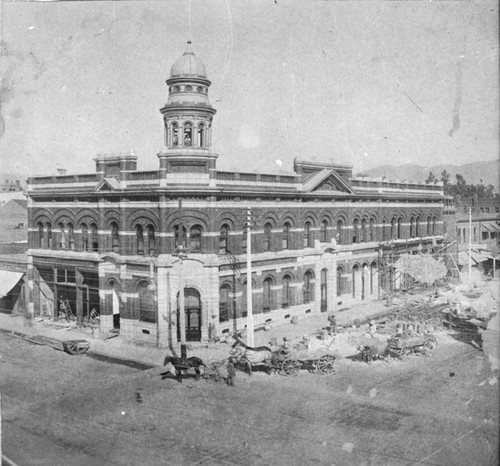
227,358,236,387
328,314,337,335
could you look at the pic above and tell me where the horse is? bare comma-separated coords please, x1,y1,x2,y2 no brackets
162,356,206,381
230,336,275,375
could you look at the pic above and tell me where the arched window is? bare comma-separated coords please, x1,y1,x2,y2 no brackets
136,225,144,255
336,266,344,296
353,219,360,244
336,219,343,245
304,222,311,248
241,225,247,254
320,269,327,312
183,122,192,146
198,123,205,148
410,217,415,238
361,219,367,243
303,271,314,304
321,220,328,243
352,264,360,298
138,282,155,323
263,223,272,252
111,222,120,253
432,216,437,235
58,223,66,249
189,225,202,252
147,225,155,255
90,223,98,252
427,216,432,235
219,224,229,255
37,222,44,248
397,218,402,239
47,223,53,249
262,277,273,312
219,284,231,322
382,219,387,241
369,218,375,242
68,223,75,250
81,223,88,251
171,122,179,147
282,222,290,250
416,216,421,237
390,218,396,239
174,225,187,250
282,275,292,308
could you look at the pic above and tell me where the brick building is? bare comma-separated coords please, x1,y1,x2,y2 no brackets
26,42,445,347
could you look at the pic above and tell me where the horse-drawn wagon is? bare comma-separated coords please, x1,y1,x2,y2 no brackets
230,336,336,376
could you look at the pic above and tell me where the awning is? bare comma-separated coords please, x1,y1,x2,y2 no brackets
459,250,489,264
482,222,500,232
0,271,24,298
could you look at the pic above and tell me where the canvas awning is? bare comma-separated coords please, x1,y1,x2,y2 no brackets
482,222,500,232
459,250,489,264
0,271,24,298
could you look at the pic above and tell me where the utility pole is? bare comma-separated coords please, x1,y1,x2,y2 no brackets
246,208,254,347
468,206,472,282
177,198,187,360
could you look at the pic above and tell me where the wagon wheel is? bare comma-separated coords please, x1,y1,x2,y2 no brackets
401,346,414,358
280,358,301,376
315,355,336,374
424,338,437,350
63,340,90,356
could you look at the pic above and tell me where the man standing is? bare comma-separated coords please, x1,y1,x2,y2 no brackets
227,358,236,387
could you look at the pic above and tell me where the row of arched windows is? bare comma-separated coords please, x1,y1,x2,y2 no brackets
169,122,206,148
219,269,322,322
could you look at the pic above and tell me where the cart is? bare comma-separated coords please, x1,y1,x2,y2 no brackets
385,334,437,361
278,350,336,376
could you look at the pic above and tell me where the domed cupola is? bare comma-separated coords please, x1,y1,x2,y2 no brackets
160,41,216,152
158,42,218,185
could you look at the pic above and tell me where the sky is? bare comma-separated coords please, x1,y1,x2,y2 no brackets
0,0,498,177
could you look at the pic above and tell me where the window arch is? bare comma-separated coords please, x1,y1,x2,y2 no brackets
352,219,360,244
397,218,403,239
361,218,367,243
47,223,53,249
369,218,375,242
427,216,432,235
432,216,437,235
68,223,75,250
90,223,98,252
390,218,396,239
303,271,314,304
136,225,144,255
138,281,155,323
189,225,202,252
321,220,328,243
336,219,343,245
336,266,344,296
304,222,312,248
320,268,328,312
282,274,292,308
219,284,231,322
58,223,66,249
198,123,205,148
263,223,272,252
219,224,229,254
81,223,88,251
262,277,273,312
37,222,44,248
147,225,155,255
111,222,120,253
282,222,290,250
416,215,421,237
171,122,179,147
174,225,187,250
410,217,415,238
183,122,193,146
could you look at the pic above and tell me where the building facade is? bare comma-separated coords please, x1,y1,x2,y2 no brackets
26,43,445,347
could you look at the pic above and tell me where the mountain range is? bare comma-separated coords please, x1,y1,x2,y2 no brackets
357,160,499,192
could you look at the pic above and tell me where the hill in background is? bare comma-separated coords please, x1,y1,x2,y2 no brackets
357,160,499,193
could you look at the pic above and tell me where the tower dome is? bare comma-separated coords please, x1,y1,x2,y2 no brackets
170,41,207,79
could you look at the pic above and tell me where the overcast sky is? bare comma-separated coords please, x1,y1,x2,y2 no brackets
0,0,498,176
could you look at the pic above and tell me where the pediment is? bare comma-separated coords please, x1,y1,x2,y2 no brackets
95,177,120,192
302,169,353,194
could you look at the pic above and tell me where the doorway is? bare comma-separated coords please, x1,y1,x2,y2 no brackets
177,288,201,342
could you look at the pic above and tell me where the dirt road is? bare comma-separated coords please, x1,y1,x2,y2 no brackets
1,333,498,465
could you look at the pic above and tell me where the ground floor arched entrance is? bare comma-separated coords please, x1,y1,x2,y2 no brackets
177,288,202,342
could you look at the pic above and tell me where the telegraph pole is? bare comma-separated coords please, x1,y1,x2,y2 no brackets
468,206,472,282
177,198,187,360
246,208,254,347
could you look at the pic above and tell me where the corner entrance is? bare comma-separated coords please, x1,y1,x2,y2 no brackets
177,288,201,342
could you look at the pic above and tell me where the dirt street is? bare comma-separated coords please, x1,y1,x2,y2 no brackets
0,332,498,466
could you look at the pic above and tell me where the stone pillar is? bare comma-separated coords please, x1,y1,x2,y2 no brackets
156,266,170,348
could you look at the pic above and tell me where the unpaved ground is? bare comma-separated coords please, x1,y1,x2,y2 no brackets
1,333,498,466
